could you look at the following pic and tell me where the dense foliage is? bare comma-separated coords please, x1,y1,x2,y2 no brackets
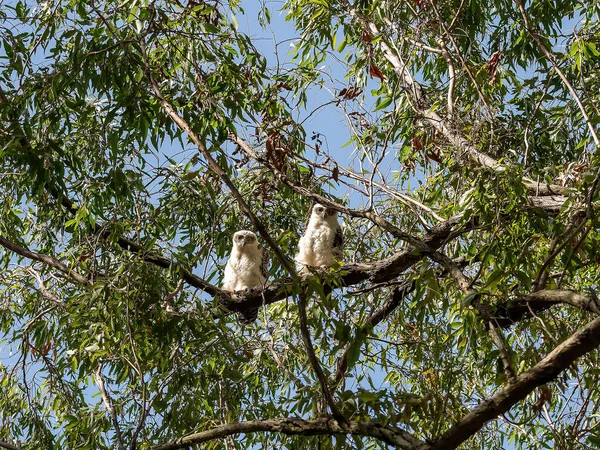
1,0,600,449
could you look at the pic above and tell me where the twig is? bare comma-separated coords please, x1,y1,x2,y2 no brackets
514,0,600,149
26,268,67,308
148,416,423,450
0,441,24,450
333,280,415,388
297,291,345,422
95,365,126,450
488,322,516,380
436,37,456,117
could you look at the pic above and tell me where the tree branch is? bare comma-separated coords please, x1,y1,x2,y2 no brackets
488,322,516,381
297,291,345,421
423,314,600,450
493,289,600,328
149,416,423,450
94,365,126,450
0,235,90,286
222,218,462,316
0,441,24,450
346,4,567,198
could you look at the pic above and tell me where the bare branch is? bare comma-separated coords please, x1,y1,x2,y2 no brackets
26,268,67,308
488,322,516,381
0,235,90,286
0,441,24,450
494,289,600,328
223,218,462,316
435,37,455,117
149,416,423,450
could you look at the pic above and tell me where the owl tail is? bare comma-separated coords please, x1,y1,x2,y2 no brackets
238,307,259,324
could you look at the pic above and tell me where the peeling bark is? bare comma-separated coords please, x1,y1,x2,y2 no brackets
149,417,423,450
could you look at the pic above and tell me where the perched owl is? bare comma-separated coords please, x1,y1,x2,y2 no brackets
222,230,269,323
295,204,344,273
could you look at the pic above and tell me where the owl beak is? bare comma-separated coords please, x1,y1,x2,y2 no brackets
324,208,335,218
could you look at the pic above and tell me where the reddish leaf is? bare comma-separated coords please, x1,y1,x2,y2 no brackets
275,82,293,91
486,50,501,83
534,385,552,411
42,341,52,356
404,159,416,171
426,149,442,163
338,86,362,100
369,64,385,80
411,136,423,151
362,30,372,42
78,252,92,262
332,166,339,183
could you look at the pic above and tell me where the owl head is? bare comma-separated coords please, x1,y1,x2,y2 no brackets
312,203,338,221
233,230,259,250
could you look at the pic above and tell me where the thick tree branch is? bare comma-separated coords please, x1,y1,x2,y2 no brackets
423,314,600,450
149,416,423,450
0,441,24,450
0,235,90,286
222,218,461,315
493,289,600,328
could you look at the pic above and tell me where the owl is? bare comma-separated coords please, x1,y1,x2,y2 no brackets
222,230,269,323
295,204,344,273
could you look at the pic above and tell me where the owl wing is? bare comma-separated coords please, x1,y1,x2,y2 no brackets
260,247,270,279
332,225,344,258
239,246,268,325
